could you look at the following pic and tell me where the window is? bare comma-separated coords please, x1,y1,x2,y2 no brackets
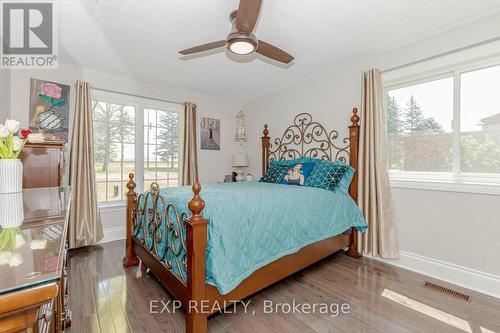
92,91,183,204
386,61,500,186
460,65,500,174
93,100,135,202
387,76,453,173
144,109,180,191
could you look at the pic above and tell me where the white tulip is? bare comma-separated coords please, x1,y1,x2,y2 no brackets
8,253,23,267
5,119,20,134
12,136,23,151
0,251,12,265
0,125,8,139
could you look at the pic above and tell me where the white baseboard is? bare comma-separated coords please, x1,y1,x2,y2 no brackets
99,226,126,244
373,251,500,299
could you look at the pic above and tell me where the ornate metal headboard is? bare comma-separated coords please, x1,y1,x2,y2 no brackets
261,108,360,200
260,108,361,258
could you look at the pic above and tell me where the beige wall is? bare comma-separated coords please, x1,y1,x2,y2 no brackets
0,69,10,122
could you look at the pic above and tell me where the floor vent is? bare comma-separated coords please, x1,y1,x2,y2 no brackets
424,281,470,302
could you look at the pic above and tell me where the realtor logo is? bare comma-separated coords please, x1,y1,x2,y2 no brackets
1,1,58,68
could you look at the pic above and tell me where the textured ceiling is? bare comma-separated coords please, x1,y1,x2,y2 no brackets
58,0,500,102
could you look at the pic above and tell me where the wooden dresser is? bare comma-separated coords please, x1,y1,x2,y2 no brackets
0,142,70,332
19,142,65,188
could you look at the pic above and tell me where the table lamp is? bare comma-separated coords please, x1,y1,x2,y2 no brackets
232,153,249,182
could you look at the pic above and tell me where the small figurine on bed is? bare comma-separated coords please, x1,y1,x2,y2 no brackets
284,163,305,185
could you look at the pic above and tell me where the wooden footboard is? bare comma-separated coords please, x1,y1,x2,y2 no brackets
123,174,209,333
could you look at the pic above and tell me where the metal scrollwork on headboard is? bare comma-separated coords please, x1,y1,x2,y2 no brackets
267,113,350,163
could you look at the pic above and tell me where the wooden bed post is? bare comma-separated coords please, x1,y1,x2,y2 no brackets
346,108,362,258
123,173,140,267
185,182,208,333
261,124,270,175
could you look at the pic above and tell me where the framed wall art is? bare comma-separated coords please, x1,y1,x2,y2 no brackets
29,79,70,142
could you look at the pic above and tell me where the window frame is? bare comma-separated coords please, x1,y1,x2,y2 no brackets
383,56,500,194
92,90,184,208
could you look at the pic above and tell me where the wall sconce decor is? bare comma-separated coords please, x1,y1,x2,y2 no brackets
235,111,246,142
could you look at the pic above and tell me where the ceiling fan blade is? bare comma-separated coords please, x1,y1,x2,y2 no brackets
256,40,294,64
236,0,262,33
179,40,226,55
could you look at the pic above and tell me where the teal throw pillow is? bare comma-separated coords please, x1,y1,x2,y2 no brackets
259,165,289,184
305,159,354,193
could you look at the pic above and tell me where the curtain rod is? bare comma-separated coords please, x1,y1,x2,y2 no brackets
92,87,185,105
74,84,185,106
381,35,500,74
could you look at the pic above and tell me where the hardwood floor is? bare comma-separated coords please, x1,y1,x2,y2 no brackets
66,240,500,333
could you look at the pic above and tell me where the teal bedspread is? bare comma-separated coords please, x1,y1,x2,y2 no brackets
134,182,367,295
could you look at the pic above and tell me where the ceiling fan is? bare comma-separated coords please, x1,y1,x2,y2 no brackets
179,0,294,64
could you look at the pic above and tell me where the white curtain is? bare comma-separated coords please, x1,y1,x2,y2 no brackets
68,81,103,248
358,69,399,258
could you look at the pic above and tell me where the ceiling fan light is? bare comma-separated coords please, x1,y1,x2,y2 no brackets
228,40,255,55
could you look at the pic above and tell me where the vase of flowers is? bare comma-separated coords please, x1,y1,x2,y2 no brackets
0,119,30,194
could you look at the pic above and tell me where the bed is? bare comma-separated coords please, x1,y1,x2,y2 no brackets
123,108,365,333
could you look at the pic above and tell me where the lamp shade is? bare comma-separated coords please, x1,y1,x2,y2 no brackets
232,153,249,167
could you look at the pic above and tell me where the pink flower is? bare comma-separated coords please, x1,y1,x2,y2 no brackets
40,82,62,99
